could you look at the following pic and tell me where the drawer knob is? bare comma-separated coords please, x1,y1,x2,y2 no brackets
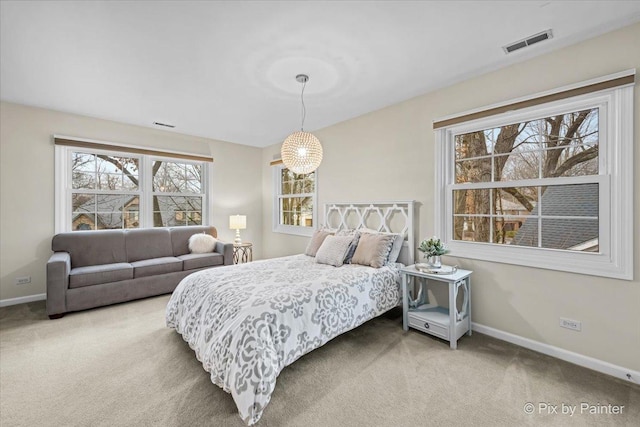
424,322,430,329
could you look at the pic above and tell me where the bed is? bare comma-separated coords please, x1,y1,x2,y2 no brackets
166,201,415,425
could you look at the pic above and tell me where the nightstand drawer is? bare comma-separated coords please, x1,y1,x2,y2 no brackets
408,313,448,340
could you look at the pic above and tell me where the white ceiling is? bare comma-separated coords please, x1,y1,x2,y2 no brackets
2,1,639,148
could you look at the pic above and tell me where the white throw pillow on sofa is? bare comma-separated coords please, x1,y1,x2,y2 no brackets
188,233,217,254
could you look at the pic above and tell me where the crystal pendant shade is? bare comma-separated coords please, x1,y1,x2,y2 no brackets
281,130,323,174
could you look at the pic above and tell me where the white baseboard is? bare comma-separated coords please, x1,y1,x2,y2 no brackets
472,322,639,385
0,293,46,308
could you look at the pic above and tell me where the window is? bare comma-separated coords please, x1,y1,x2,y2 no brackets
435,72,634,280
273,165,317,236
151,160,203,227
452,107,599,249
71,152,141,230
56,139,212,232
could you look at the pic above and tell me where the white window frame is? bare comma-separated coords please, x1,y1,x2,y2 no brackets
55,143,213,233
434,73,634,280
272,164,318,237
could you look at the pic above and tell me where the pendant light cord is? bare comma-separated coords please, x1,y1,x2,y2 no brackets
300,79,307,131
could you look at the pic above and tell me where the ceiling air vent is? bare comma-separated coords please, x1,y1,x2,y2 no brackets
503,29,553,54
153,121,175,128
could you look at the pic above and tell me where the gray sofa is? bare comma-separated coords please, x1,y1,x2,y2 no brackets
46,226,233,319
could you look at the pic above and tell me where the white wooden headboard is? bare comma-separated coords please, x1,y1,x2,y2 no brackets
323,201,416,265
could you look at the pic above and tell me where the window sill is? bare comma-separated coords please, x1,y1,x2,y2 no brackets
446,241,632,280
273,224,314,237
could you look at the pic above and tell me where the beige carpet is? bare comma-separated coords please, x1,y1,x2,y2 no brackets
1,296,638,427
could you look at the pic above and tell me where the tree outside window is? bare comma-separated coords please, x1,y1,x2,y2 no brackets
71,153,140,230
453,108,599,252
69,151,206,231
273,166,316,236
435,76,634,279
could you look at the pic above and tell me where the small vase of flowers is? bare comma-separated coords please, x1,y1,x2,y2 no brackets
418,236,449,269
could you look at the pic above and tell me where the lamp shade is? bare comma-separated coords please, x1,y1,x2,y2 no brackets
281,131,323,174
229,215,247,230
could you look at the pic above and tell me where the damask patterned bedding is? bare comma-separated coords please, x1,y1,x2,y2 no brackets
166,254,402,425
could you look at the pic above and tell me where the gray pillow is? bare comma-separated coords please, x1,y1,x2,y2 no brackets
344,232,361,264
387,234,404,263
351,233,395,268
315,235,354,267
305,230,333,257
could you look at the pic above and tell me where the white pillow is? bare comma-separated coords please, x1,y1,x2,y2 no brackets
188,233,217,254
305,230,333,257
315,235,354,267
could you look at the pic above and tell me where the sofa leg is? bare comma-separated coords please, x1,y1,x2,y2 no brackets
48,313,65,319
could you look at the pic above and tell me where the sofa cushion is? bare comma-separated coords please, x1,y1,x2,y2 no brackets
131,257,183,278
69,263,133,289
52,230,127,268
178,253,224,271
170,226,218,256
125,228,173,262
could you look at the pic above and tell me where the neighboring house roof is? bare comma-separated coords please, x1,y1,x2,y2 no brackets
513,183,598,250
497,199,534,213
72,194,201,228
73,212,107,228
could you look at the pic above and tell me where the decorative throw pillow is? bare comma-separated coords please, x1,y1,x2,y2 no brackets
318,228,359,263
188,233,217,254
305,230,334,257
350,233,396,268
315,235,354,267
358,228,404,264
343,232,361,264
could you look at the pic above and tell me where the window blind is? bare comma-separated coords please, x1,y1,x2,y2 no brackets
54,137,214,162
433,73,635,129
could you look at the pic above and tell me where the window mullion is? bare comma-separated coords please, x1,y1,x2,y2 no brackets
451,175,600,191
152,191,204,198
141,155,153,228
537,185,542,248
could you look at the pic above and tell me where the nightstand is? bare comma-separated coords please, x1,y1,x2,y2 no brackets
233,242,253,264
401,265,472,349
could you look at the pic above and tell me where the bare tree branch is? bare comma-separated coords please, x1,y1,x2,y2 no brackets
558,110,590,147
550,145,599,178
97,155,139,187
500,187,535,212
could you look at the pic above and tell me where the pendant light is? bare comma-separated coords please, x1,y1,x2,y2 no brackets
281,74,323,174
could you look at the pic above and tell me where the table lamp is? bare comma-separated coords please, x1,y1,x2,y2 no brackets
229,215,247,244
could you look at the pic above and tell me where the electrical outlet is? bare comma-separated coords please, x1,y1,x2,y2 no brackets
15,276,31,285
560,317,581,331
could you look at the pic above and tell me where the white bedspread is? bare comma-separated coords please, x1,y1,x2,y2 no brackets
166,254,401,425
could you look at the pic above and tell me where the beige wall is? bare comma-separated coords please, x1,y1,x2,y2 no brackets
0,102,263,301
262,23,640,370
